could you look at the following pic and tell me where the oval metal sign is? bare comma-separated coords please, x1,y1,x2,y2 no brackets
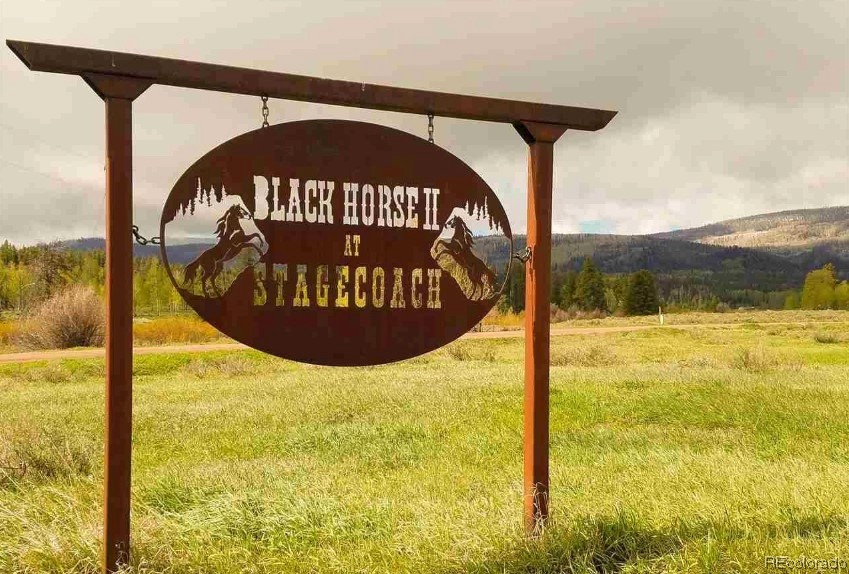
160,120,512,365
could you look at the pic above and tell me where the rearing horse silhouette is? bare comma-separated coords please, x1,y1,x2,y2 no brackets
435,214,497,300
443,214,476,252
183,204,265,297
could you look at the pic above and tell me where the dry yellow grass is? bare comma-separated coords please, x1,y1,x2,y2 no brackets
481,308,524,328
0,320,19,348
133,315,223,345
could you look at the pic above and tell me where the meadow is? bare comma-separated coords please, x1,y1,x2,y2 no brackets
1,311,848,573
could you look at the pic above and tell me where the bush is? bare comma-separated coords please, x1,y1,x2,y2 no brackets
813,332,841,344
482,309,523,329
134,315,221,345
550,304,570,323
16,285,104,349
0,320,19,346
574,309,606,320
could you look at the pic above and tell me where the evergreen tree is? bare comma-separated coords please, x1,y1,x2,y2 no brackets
496,294,512,314
0,241,17,265
550,274,564,308
507,264,525,312
604,288,619,314
612,275,629,305
624,269,660,315
800,264,837,309
0,264,10,309
559,270,577,310
574,258,605,311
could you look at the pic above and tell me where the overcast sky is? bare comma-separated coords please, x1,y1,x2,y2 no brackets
0,0,846,244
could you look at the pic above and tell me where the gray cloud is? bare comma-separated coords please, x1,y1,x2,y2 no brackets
1,0,846,244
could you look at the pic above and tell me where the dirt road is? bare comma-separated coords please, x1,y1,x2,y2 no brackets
0,325,660,364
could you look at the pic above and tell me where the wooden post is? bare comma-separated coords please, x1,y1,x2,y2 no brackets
514,121,568,534
83,74,150,573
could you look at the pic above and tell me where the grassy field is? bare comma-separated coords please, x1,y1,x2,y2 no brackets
1,311,848,573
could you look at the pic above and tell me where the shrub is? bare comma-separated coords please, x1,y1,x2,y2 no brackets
574,309,606,320
134,315,221,345
813,332,841,344
550,305,570,323
0,320,19,346
15,285,104,349
482,309,523,329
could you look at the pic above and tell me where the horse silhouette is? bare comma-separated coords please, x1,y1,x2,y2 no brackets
431,215,497,300
183,204,266,297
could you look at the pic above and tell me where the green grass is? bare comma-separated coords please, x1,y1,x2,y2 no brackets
1,311,848,573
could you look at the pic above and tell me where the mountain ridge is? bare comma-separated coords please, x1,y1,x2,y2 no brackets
56,206,849,284
652,206,849,250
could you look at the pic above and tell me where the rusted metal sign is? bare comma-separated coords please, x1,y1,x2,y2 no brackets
161,120,512,365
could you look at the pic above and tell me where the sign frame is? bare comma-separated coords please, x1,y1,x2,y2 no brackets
7,38,617,574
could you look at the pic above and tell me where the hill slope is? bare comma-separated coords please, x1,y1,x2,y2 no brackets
653,206,849,250
61,207,849,291
475,234,806,291
62,238,210,265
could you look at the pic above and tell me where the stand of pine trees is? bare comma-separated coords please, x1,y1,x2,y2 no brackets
624,270,660,315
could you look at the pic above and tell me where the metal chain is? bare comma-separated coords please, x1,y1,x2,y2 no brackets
261,95,270,128
427,113,434,143
132,225,160,246
513,246,532,263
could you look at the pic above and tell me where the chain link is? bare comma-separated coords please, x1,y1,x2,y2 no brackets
513,246,532,263
261,95,270,128
132,225,160,246
427,113,434,143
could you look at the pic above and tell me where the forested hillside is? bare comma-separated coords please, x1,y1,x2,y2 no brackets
475,206,849,307
2,206,846,315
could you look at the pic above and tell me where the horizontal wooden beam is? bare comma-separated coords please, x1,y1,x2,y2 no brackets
7,39,616,130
